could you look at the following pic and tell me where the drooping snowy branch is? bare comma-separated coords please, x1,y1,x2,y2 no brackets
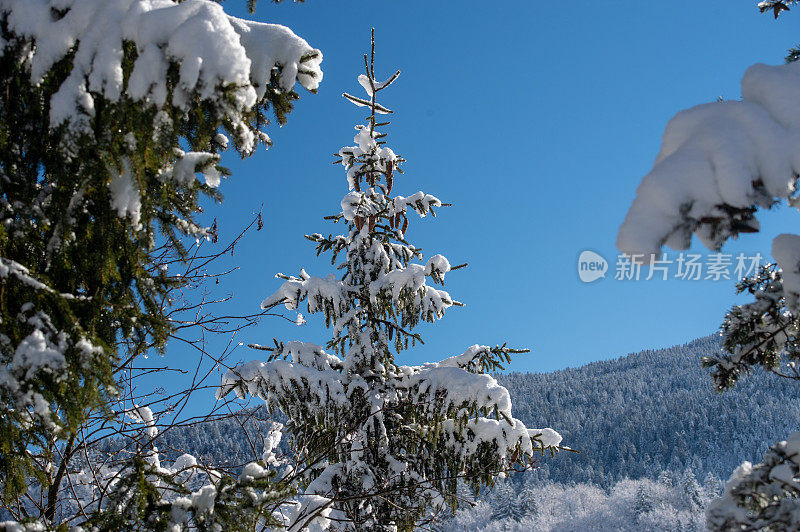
617,55,800,389
0,0,322,152
618,60,800,260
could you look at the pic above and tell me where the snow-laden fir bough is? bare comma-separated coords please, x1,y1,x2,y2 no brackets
0,0,323,527
218,32,563,531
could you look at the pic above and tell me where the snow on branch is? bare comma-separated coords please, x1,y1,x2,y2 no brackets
0,257,88,300
707,432,800,530
261,270,349,327
342,92,393,114
618,60,800,260
617,57,800,393
0,257,52,292
0,0,322,138
217,341,347,409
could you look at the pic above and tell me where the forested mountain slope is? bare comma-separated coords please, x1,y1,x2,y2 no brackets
502,335,800,487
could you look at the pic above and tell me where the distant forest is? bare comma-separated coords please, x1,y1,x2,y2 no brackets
505,334,800,488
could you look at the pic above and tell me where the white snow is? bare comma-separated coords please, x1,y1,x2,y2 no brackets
168,149,220,188
425,254,451,282
706,432,800,529
368,262,455,321
618,59,800,262
262,422,284,467
1,0,322,141
784,432,800,459
358,74,375,96
213,133,229,148
282,495,333,532
340,191,371,221
742,62,800,130
0,258,50,292
217,356,347,407
189,485,216,514
434,344,489,369
239,462,269,482
772,234,800,311
338,126,397,191
229,15,323,97
108,158,142,230
408,366,512,415
769,463,800,489
11,329,65,381
127,404,158,438
530,427,563,449
390,191,442,219
261,271,346,315
171,453,197,472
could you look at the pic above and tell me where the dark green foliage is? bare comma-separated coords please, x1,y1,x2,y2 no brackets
0,2,315,523
701,264,800,390
758,0,798,18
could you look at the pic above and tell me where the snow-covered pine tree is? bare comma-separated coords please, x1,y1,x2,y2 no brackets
633,485,655,519
218,31,562,531
490,482,524,523
519,487,538,517
679,469,703,511
0,0,322,527
657,471,674,488
702,471,722,498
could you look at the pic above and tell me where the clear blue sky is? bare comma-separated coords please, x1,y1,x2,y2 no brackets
182,1,800,384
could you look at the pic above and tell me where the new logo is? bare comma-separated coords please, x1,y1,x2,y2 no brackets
578,250,608,283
